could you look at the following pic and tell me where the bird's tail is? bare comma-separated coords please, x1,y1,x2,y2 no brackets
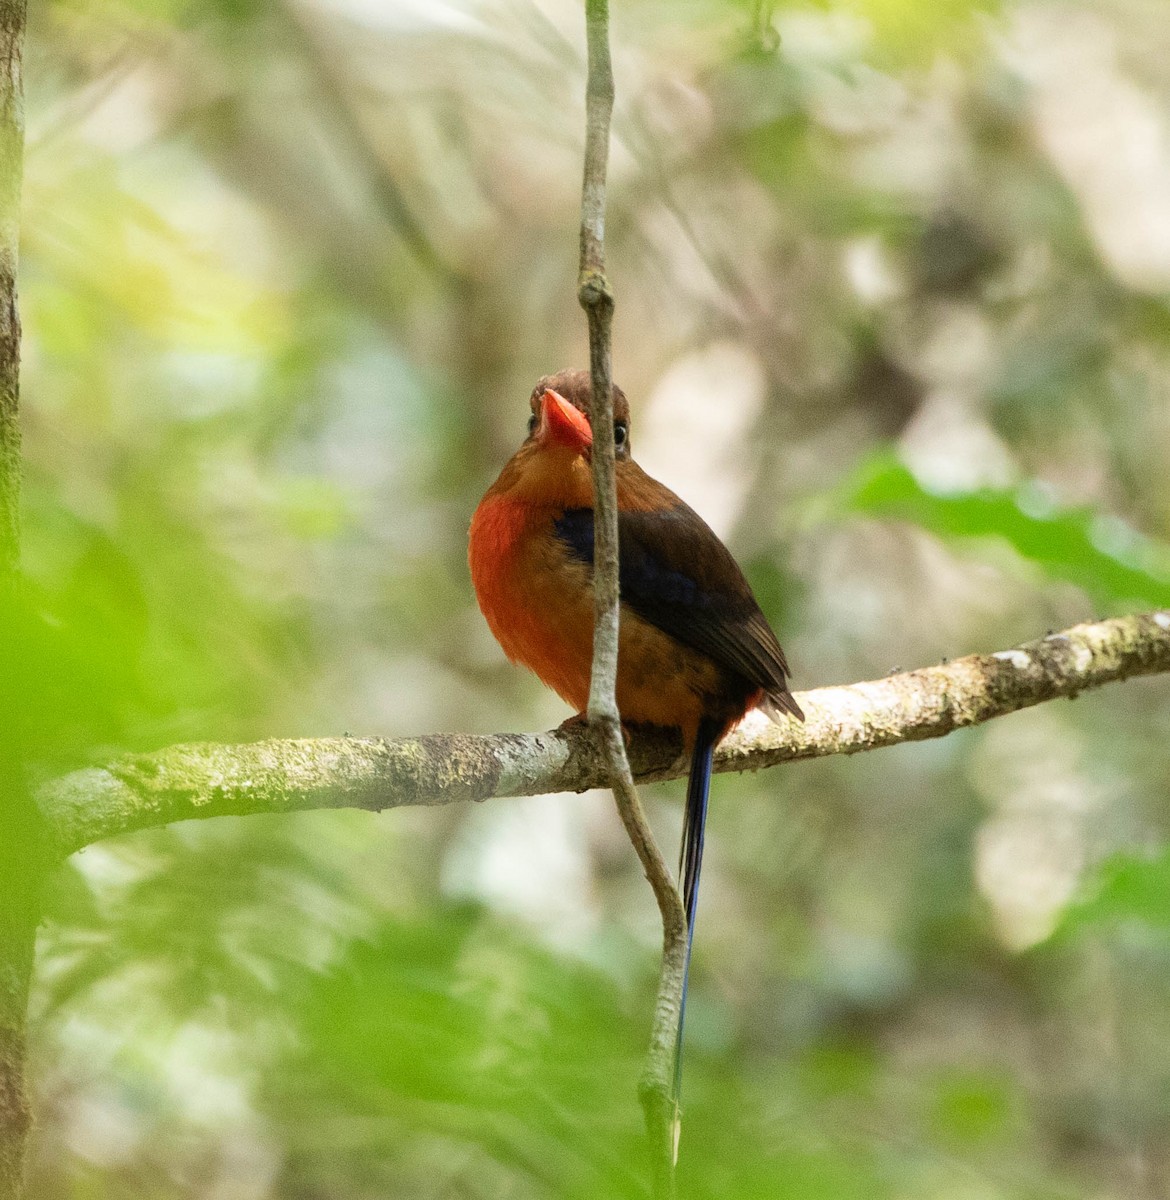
672,717,719,1111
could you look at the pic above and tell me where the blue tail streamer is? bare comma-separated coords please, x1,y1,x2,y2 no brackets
672,718,718,1109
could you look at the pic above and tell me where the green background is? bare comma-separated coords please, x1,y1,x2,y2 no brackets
16,0,1170,1195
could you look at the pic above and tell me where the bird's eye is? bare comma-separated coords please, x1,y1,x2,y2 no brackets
614,421,628,448
527,413,538,437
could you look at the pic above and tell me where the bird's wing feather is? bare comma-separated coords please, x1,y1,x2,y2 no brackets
552,502,800,714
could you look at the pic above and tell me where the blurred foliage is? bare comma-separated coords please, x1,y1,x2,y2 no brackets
843,453,1170,610
12,0,1170,1195
1055,847,1170,936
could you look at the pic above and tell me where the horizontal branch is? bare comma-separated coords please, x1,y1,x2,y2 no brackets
38,612,1170,858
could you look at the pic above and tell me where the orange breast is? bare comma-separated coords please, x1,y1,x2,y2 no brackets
469,494,596,712
470,494,739,744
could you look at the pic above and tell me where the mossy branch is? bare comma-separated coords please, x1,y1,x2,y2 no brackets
37,612,1170,855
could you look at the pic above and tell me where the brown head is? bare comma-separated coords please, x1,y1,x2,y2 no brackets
527,369,632,460
480,369,633,509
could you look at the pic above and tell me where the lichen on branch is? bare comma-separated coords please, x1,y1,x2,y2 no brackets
37,612,1170,860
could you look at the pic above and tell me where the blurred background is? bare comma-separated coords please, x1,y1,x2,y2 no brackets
17,0,1170,1195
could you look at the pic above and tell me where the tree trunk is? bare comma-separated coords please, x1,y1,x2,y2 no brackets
0,0,25,574
0,910,36,1200
0,2,44,1196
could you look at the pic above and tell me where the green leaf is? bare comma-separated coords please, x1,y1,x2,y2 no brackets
842,453,1170,609
1056,848,1170,937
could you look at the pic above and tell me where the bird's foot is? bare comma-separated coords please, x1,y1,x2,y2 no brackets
556,712,590,735
556,712,640,751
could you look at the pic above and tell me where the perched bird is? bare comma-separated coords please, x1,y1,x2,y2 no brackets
469,369,804,1102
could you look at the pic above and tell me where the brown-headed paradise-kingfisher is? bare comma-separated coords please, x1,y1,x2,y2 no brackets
469,368,804,1104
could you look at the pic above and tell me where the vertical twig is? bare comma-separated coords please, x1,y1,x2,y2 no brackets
576,2,688,1193
0,2,47,1197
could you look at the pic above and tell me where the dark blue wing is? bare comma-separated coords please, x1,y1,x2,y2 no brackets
552,502,799,714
